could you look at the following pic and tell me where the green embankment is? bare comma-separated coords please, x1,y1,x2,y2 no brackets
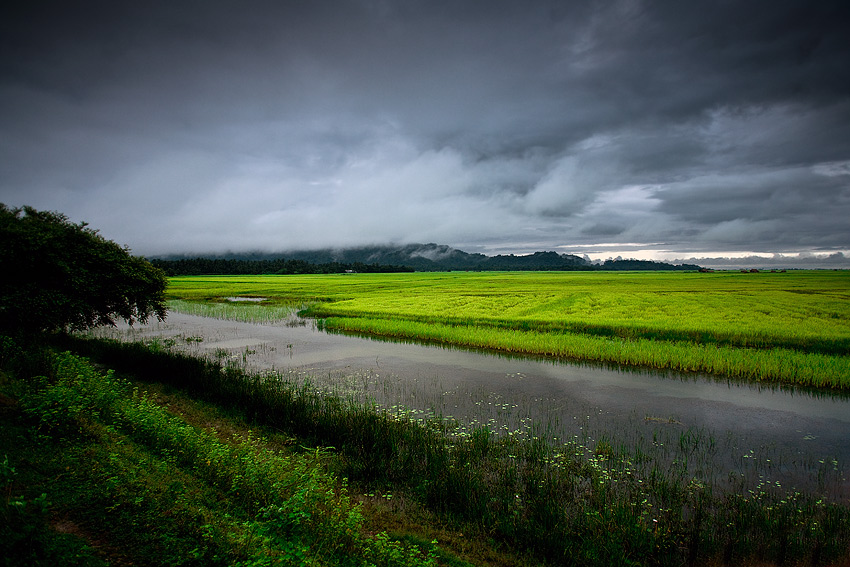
0,339,445,566
4,336,849,566
167,270,850,389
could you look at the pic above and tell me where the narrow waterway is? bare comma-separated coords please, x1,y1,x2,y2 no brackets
99,311,850,498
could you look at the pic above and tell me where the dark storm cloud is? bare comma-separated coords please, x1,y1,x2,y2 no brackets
1,0,848,261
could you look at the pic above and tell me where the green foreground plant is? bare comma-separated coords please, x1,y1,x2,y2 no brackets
52,335,850,566
1,337,438,566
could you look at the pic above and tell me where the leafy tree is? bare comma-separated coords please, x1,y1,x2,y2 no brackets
0,204,167,335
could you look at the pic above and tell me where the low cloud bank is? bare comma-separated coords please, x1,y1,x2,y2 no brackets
674,252,850,270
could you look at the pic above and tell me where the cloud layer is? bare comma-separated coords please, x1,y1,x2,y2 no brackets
1,1,849,260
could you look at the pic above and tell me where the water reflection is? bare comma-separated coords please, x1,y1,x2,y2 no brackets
96,312,849,497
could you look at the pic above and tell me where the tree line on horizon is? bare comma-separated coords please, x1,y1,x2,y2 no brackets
149,258,415,276
150,247,701,276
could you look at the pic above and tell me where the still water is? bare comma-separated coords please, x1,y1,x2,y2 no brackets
101,311,850,496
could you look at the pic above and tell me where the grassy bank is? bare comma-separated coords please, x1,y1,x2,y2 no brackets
165,271,850,389
5,334,847,566
0,337,457,566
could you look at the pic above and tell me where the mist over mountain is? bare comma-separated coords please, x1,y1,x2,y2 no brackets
674,252,850,271
152,243,700,275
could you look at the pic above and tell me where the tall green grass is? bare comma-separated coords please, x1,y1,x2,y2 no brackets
2,339,439,566
318,316,850,389
58,335,850,566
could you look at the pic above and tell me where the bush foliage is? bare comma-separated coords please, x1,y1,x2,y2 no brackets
0,204,167,335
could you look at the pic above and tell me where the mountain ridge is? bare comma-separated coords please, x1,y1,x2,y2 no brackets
150,243,701,274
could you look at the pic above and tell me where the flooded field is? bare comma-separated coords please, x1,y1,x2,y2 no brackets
95,311,850,499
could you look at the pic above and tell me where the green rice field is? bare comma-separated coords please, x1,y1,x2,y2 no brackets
166,270,850,390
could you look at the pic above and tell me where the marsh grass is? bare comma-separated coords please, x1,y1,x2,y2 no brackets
55,334,850,566
319,316,850,389
167,298,306,324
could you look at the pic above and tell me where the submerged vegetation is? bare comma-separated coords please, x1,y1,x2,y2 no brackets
166,271,850,390
167,298,304,324
3,334,848,566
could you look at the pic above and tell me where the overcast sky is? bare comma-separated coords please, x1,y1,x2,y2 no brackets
2,1,849,264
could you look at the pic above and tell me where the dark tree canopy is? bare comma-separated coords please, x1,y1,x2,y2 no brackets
0,204,167,335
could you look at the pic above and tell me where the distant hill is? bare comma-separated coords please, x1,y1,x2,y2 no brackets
274,244,593,271
150,243,700,275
